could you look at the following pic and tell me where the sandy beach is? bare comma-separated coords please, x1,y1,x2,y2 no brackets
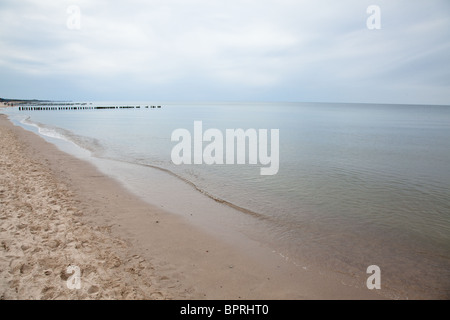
0,112,382,300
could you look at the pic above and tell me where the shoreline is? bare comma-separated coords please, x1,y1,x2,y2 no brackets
0,113,383,299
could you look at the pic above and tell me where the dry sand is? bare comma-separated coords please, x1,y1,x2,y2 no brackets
0,113,383,300
0,114,183,299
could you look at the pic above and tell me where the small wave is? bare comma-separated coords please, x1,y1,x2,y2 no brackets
21,117,68,140
99,156,272,222
20,117,105,156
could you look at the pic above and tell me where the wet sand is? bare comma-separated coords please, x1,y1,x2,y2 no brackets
0,113,382,300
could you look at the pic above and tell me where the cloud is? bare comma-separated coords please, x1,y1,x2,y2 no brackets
0,0,449,104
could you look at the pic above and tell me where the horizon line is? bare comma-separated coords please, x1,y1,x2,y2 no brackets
1,97,450,108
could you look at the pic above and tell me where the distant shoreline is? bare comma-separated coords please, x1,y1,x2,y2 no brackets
1,99,59,109
0,98,55,106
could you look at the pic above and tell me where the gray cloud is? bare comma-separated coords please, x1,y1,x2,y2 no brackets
0,0,449,104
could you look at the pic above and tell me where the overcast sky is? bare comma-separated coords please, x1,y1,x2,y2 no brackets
0,0,449,104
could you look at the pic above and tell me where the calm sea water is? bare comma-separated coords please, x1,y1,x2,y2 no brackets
3,102,450,298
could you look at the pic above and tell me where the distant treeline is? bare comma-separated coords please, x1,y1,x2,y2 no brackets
0,98,54,106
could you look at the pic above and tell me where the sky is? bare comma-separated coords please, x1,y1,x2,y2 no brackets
0,0,449,104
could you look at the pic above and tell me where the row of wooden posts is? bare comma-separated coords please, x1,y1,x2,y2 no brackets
18,105,162,111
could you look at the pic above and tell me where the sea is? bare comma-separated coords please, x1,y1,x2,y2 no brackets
2,101,450,299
